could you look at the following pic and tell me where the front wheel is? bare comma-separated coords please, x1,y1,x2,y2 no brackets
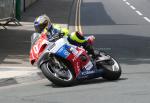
40,56,76,86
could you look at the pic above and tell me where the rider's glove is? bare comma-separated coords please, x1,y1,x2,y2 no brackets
87,35,95,45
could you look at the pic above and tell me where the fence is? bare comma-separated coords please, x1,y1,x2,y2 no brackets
0,0,21,29
0,0,15,19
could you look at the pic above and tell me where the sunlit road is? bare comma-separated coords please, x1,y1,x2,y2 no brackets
0,0,150,103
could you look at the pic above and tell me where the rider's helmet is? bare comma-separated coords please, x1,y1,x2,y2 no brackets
69,31,86,43
34,14,52,33
69,31,95,45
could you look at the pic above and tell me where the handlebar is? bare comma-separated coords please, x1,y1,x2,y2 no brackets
48,32,64,41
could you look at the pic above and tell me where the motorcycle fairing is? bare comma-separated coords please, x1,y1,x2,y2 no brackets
55,44,71,59
30,34,48,65
54,42,92,77
76,64,104,80
54,42,104,79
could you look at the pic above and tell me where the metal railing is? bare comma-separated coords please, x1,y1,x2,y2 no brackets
0,0,20,29
0,0,15,19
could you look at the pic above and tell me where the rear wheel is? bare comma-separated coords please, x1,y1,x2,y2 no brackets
40,56,76,86
96,51,121,80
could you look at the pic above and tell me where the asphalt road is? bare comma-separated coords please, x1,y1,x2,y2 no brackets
0,0,150,103
80,0,150,72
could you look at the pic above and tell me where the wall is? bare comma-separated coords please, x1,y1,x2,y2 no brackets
24,0,37,11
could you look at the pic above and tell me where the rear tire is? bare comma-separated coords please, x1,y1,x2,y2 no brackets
40,56,76,87
95,51,121,80
101,58,121,80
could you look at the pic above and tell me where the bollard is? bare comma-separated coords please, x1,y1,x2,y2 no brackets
16,0,21,20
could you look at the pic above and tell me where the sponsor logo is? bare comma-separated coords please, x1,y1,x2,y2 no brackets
84,61,93,70
64,51,70,56
81,70,95,75
72,51,83,62
57,46,70,58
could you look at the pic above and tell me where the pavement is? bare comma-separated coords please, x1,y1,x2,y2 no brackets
0,0,75,87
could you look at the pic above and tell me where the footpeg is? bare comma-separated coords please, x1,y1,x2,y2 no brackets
96,55,111,62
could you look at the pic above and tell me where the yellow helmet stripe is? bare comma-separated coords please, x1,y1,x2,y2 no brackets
70,33,86,43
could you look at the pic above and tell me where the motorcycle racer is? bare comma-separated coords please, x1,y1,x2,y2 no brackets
32,14,96,58
68,31,96,57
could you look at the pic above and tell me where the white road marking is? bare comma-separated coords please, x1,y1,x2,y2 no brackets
126,2,130,5
122,0,150,23
130,5,136,10
136,11,143,16
144,17,150,22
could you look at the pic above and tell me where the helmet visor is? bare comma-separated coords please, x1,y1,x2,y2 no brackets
34,20,48,33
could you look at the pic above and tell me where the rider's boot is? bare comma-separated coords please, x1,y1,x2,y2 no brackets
84,45,97,59
85,45,110,61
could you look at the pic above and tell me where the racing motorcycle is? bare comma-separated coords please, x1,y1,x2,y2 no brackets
30,32,121,86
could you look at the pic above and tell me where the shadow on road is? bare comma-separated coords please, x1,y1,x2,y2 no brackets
22,0,73,24
90,34,150,65
0,29,32,66
45,78,128,88
80,2,116,26
76,78,127,86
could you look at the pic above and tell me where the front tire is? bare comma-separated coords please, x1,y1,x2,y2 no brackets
40,56,76,86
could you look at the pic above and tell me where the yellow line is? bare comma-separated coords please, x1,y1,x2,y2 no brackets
75,0,82,33
75,0,80,31
78,0,82,33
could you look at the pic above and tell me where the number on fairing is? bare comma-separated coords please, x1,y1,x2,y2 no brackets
33,44,39,54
